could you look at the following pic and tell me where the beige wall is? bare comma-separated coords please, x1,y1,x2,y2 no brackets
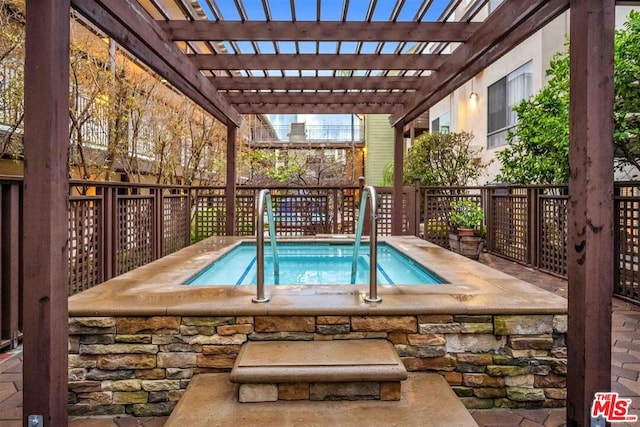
364,115,394,186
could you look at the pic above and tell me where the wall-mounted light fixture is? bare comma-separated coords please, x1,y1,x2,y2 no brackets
469,79,478,108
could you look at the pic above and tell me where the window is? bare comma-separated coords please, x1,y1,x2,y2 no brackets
431,112,450,134
487,61,532,148
488,0,502,13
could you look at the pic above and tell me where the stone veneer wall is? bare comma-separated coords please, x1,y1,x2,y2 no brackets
68,314,567,416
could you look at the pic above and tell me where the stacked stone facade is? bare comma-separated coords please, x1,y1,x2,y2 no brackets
68,313,567,416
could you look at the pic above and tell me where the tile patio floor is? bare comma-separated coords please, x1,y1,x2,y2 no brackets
1,253,638,426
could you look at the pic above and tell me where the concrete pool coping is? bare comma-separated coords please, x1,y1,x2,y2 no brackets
68,235,567,317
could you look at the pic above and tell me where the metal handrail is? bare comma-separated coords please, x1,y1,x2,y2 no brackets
355,186,380,303
253,189,279,303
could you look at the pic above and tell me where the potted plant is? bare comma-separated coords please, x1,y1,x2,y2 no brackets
448,200,485,259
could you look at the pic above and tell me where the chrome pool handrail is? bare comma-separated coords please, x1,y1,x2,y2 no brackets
352,185,381,303
253,189,279,303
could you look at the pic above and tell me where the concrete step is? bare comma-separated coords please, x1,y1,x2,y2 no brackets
164,373,479,427
229,340,408,402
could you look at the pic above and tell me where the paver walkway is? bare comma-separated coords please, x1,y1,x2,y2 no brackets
0,253,638,426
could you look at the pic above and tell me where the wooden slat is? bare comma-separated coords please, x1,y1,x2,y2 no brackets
71,0,241,126
235,103,403,114
23,1,70,425
189,53,447,71
210,76,430,91
391,0,570,125
224,92,408,105
159,20,481,42
225,125,237,237
567,1,615,425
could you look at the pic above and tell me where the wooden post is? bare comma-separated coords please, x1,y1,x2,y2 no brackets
23,0,70,425
1,183,21,350
392,123,404,235
226,124,237,236
567,1,615,425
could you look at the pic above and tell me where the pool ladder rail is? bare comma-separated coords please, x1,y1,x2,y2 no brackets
253,186,380,304
253,189,279,303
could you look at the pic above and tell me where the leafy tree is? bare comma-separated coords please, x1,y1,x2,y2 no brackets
497,10,640,184
403,131,489,186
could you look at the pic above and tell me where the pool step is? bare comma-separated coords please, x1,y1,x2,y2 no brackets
164,372,479,427
229,340,408,402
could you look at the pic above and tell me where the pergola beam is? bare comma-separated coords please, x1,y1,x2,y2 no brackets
391,0,570,125
159,20,481,42
71,0,241,126
189,53,447,71
225,92,408,105
209,76,431,91
235,103,403,114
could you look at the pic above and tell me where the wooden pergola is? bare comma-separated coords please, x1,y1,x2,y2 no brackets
24,0,616,425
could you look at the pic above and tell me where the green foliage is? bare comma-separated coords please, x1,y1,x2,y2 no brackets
449,200,483,230
382,160,394,186
403,131,489,186
498,10,640,184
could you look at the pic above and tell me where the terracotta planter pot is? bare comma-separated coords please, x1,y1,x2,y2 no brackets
456,228,475,237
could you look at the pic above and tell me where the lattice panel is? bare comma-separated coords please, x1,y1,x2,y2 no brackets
163,194,189,256
236,194,255,236
116,196,154,275
342,192,356,234
491,194,528,263
376,191,393,236
423,192,482,247
272,195,329,236
617,197,640,300
539,196,567,277
68,197,102,295
193,195,226,241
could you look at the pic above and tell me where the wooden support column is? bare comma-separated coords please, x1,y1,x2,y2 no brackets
23,1,70,425
226,124,237,236
567,1,615,426
392,123,404,235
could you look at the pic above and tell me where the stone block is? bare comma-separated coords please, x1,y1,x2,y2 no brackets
157,352,197,368
454,315,493,323
239,384,278,402
506,387,546,402
456,353,493,366
86,369,134,381
217,324,254,335
310,382,380,401
152,335,183,345
504,374,534,388
443,372,463,385
80,344,159,355
159,343,200,353
509,335,554,350
69,317,116,334
180,325,216,336
113,391,148,404
351,316,417,333
166,368,194,380
278,383,310,400
473,388,507,398
553,315,568,333
69,355,98,369
68,404,125,417
387,332,408,344
494,398,544,409
407,333,446,346
394,344,446,358
115,335,152,344
419,323,461,334
316,316,349,325
102,379,142,392
135,369,165,380
69,336,80,353
78,391,113,405
148,391,168,403
201,345,242,355
452,386,474,397
445,334,506,353
182,317,235,326
236,316,254,324
459,323,494,334
127,402,176,417
462,374,504,388
456,364,486,373
97,354,157,370
168,390,185,401
418,315,454,323
401,355,456,372
141,380,181,392
188,334,247,345
545,388,567,400
551,347,567,359
494,315,553,335
248,332,314,341
534,373,566,388
507,349,550,358
380,382,401,401
316,324,351,335
459,397,494,409
535,357,567,375
69,381,102,393
486,365,530,377
117,317,180,334
543,398,566,408
332,332,387,340
80,335,115,345
69,369,87,381
196,353,236,369
254,316,316,332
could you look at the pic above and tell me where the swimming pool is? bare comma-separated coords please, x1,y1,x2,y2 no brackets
187,242,443,286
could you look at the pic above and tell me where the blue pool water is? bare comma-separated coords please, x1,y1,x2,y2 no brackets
187,242,443,286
